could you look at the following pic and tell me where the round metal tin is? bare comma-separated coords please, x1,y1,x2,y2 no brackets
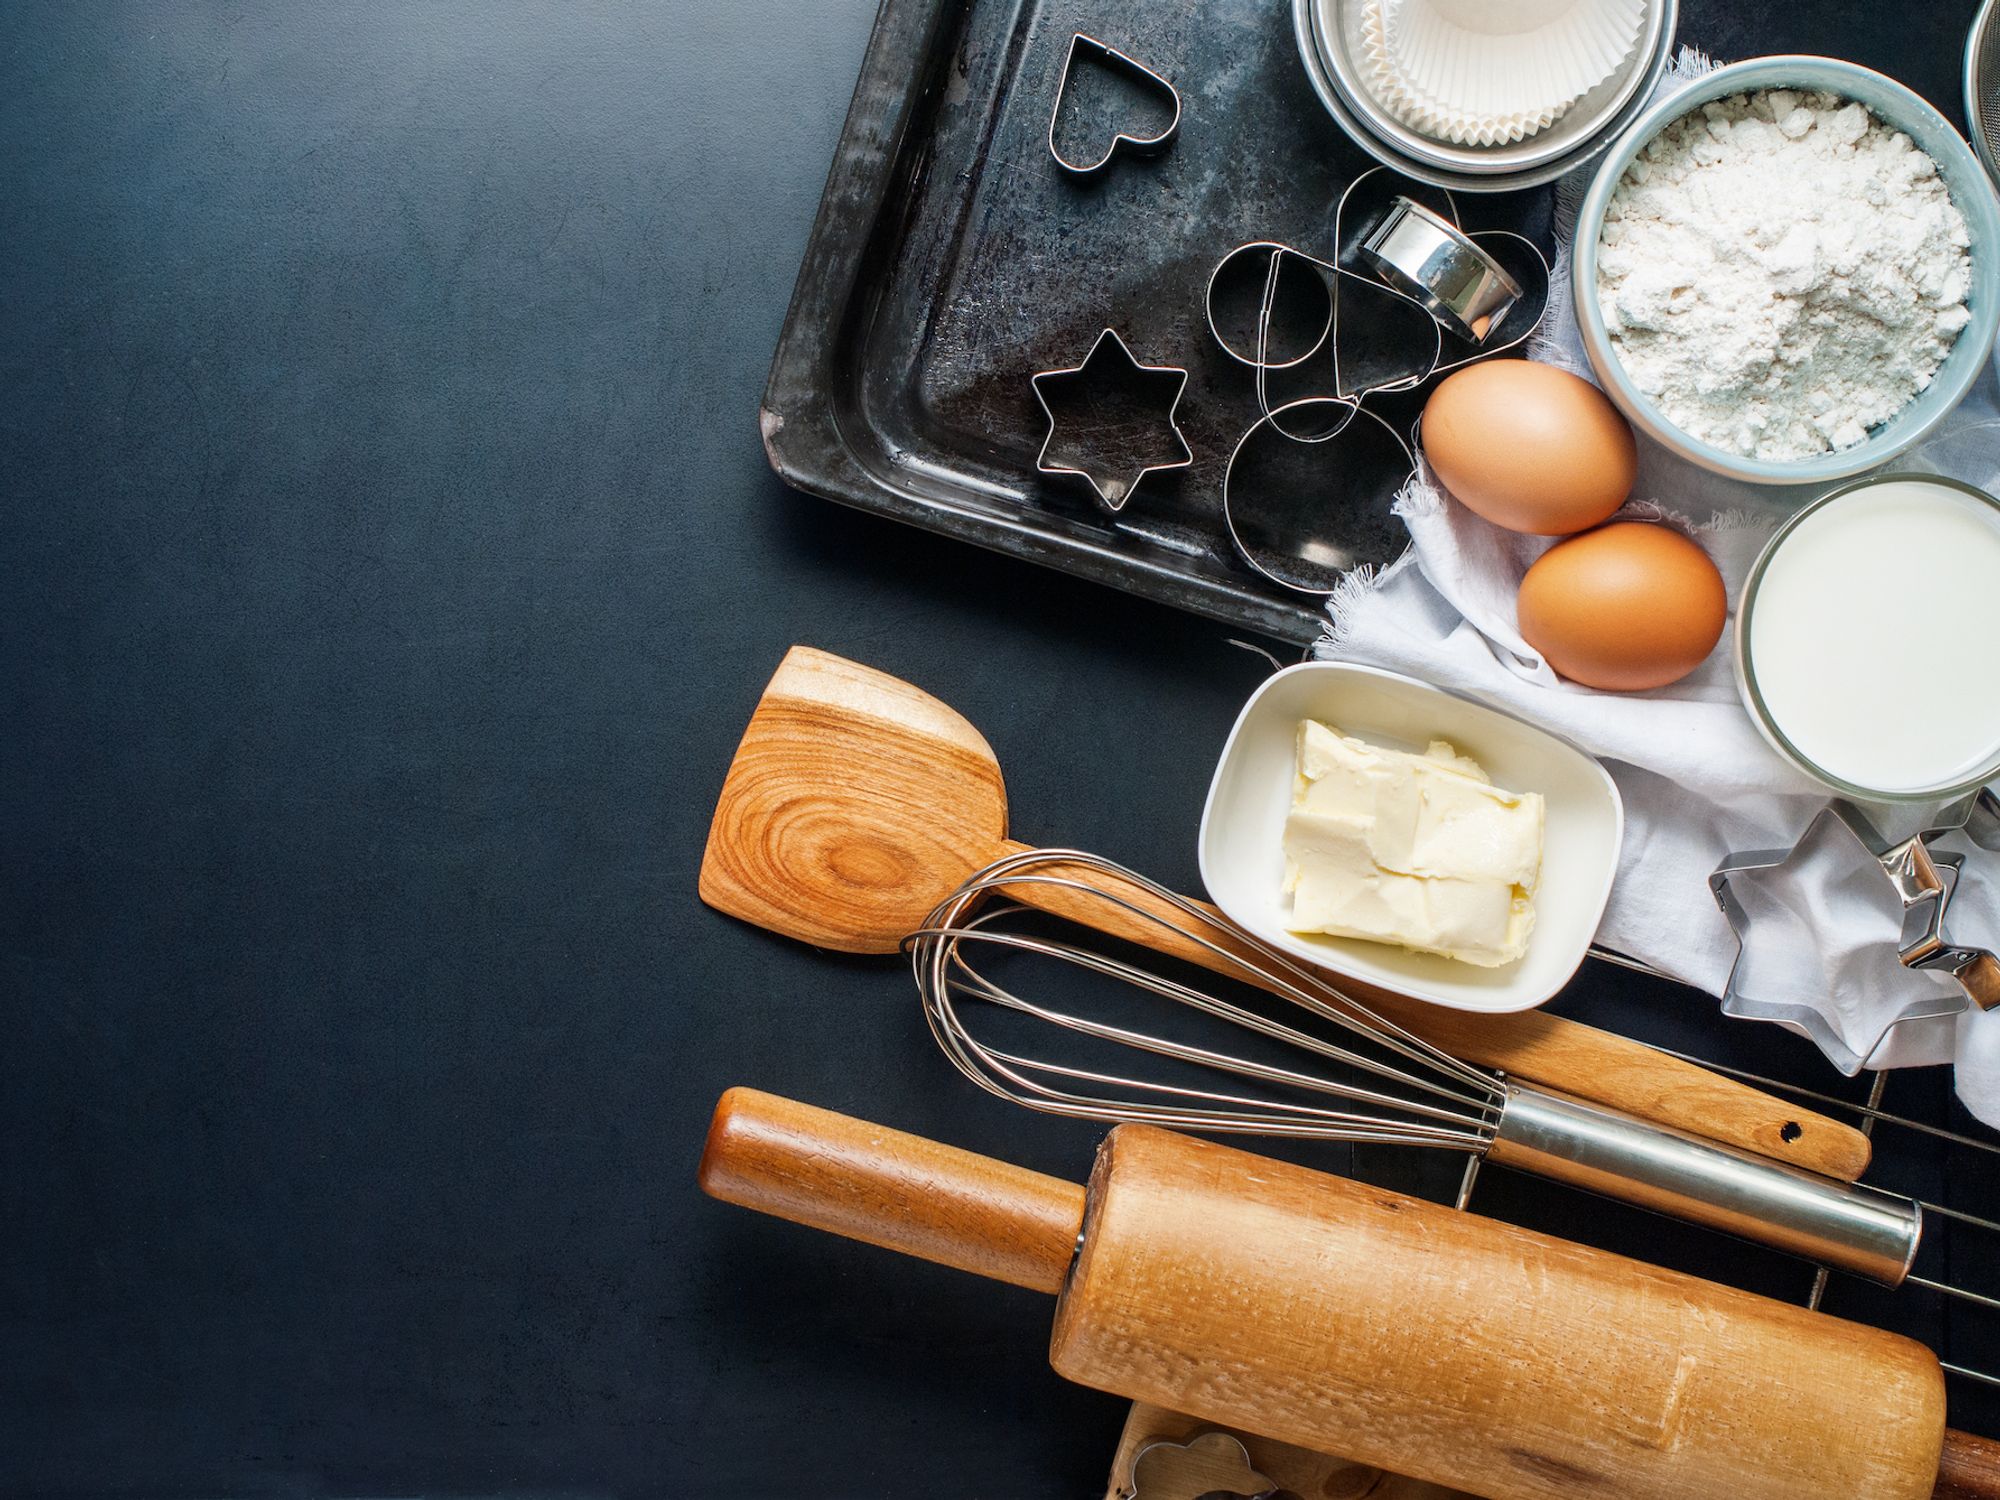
1292,0,1678,191
1358,197,1523,341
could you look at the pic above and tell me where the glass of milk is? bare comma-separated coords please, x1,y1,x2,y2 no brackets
1736,475,2000,801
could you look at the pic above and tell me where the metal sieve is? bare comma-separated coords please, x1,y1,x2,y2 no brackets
1968,0,2000,186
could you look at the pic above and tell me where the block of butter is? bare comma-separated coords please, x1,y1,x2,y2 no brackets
1282,720,1543,966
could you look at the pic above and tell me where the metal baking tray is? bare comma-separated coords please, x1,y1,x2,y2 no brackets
761,0,1553,644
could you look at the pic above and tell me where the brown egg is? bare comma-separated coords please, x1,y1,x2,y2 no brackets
1423,360,1637,535
1517,522,1727,692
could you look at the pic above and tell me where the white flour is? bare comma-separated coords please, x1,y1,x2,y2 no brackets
1596,89,1971,460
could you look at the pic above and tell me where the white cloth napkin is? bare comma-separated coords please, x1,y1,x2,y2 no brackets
1316,50,2000,1127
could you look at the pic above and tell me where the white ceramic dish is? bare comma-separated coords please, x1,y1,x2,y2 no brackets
1199,663,1623,1013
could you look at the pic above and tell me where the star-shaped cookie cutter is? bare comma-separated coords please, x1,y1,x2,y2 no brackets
1030,327,1192,512
1710,789,2000,1073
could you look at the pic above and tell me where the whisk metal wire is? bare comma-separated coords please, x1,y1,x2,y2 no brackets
909,848,1503,1152
905,846,2000,1388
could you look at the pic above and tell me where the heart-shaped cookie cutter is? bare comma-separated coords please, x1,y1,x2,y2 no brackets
1710,789,2000,1073
1047,34,1182,178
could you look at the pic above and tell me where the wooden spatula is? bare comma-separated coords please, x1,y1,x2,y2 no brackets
700,645,1871,1179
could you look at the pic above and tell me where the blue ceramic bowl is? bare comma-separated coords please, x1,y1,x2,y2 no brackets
1573,56,2000,486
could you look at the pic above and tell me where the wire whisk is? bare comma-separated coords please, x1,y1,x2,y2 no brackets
905,847,2000,1385
913,848,1507,1152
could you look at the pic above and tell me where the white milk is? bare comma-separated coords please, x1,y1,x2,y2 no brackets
1744,478,2000,794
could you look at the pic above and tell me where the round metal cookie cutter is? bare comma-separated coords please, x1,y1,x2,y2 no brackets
1222,397,1415,596
1358,196,1524,343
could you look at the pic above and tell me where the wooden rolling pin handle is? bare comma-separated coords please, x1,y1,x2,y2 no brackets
698,1087,1085,1296
1937,1428,2000,1499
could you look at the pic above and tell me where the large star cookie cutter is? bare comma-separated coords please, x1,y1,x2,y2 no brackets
1030,327,1192,512
1710,790,2000,1074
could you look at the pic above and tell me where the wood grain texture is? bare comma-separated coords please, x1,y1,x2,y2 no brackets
1051,1125,1945,1500
699,645,1010,951
1937,1429,2000,1499
699,647,1870,1173
697,1087,1083,1295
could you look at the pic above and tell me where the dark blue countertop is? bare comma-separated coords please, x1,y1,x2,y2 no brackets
3,3,1993,1496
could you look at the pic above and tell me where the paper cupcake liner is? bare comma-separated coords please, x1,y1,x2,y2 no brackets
1390,0,1642,118
1358,1,1565,143
1360,0,1642,146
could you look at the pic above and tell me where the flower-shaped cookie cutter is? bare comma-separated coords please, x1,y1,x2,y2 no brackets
1127,1431,1297,1500
1710,789,2000,1073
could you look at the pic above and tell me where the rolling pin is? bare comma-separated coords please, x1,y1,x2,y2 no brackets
699,1088,2000,1500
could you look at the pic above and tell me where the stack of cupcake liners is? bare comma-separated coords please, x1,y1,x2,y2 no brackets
1360,0,1645,146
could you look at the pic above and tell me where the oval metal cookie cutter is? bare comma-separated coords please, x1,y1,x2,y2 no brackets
1221,397,1414,595
1358,195,1525,344
1710,790,2000,1074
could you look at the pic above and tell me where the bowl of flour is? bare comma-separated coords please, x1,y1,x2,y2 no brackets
1573,56,2000,485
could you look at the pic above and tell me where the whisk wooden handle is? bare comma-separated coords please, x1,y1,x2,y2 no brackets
698,1087,1084,1295
995,840,1873,1180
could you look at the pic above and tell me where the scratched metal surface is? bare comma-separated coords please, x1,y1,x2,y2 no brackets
762,0,1553,643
